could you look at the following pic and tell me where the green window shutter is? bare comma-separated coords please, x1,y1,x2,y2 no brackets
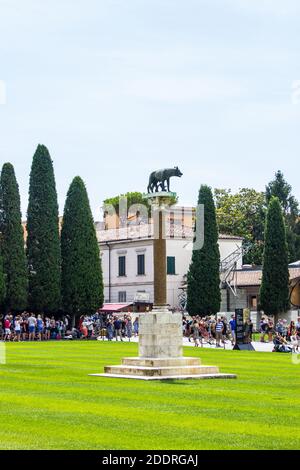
167,256,176,275
137,254,145,275
119,256,126,276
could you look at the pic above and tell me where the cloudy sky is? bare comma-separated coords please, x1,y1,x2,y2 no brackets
0,0,300,219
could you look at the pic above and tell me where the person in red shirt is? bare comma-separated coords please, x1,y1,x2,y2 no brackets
4,315,11,341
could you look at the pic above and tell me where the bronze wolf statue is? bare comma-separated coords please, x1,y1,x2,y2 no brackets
147,167,183,193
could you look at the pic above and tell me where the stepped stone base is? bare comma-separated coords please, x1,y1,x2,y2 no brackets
91,356,237,381
90,311,236,381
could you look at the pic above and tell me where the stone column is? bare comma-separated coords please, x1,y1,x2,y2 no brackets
138,192,183,358
153,207,167,309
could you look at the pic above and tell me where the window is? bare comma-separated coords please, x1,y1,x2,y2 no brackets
118,256,126,276
167,256,176,275
137,254,145,275
250,295,258,310
118,291,126,302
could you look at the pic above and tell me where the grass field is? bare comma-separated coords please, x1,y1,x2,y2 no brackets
0,341,299,450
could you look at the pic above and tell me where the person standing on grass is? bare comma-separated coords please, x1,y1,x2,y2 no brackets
80,317,88,339
126,317,133,342
221,316,228,343
106,319,114,341
215,318,224,348
229,314,236,345
260,317,268,342
50,316,56,339
14,316,21,342
45,317,51,340
267,320,275,343
287,321,296,341
133,317,139,337
192,320,200,347
28,313,37,341
36,314,44,341
113,317,123,342
4,315,11,341
0,315,3,340
244,318,253,344
295,317,300,352
20,313,28,341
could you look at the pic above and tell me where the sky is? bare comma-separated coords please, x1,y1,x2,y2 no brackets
1,0,300,220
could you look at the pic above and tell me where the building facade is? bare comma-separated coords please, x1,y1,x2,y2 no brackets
97,218,243,310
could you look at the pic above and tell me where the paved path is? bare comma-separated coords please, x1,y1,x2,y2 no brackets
122,336,274,352
182,337,273,352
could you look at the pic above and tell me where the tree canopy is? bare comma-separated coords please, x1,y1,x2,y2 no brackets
260,197,290,317
0,163,28,311
61,177,104,317
187,185,221,316
26,144,61,313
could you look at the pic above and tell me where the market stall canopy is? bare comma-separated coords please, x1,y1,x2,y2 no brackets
99,303,133,313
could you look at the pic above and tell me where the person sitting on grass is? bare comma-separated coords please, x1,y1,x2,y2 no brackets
273,333,293,353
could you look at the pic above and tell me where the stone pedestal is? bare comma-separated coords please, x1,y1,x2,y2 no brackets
139,312,182,358
92,310,236,381
91,191,236,381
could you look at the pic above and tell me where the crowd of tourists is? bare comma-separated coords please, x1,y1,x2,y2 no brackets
259,317,300,352
1,311,300,352
0,311,139,342
182,315,251,348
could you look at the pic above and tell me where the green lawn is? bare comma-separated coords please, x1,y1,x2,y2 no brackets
0,341,299,450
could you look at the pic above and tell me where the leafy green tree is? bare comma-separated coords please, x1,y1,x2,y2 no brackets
187,185,220,316
26,145,61,313
260,197,290,317
103,191,178,223
104,192,151,215
266,170,300,262
215,188,266,265
0,163,28,311
61,177,103,317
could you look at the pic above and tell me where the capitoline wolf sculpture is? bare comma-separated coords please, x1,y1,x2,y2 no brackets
147,167,183,193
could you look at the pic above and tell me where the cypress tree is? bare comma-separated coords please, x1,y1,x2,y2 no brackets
0,163,28,311
187,185,221,316
27,145,61,313
0,252,6,306
260,197,290,317
61,177,103,317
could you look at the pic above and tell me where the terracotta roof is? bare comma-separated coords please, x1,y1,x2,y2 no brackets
97,223,243,243
230,267,300,287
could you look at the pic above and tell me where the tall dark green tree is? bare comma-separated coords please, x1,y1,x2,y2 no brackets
266,170,300,262
0,163,28,311
0,252,6,306
61,177,103,317
260,197,290,317
187,185,221,316
26,145,61,313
